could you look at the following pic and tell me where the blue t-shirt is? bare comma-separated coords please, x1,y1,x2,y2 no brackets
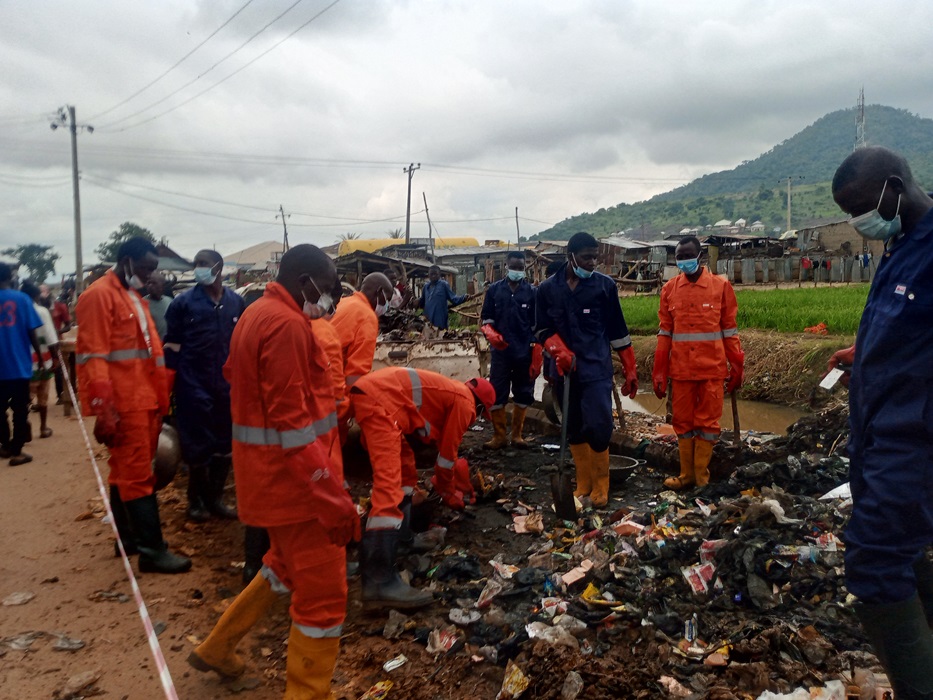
0,289,43,380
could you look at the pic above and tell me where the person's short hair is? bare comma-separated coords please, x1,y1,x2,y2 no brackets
506,250,525,262
545,260,562,277
567,232,599,254
428,265,441,274
832,145,915,194
0,262,11,284
117,237,158,261
20,280,40,301
677,235,702,254
197,249,224,267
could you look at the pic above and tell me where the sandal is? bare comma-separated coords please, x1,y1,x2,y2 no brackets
40,428,53,439
9,453,33,466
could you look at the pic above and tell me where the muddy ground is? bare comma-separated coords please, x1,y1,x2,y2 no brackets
0,390,870,699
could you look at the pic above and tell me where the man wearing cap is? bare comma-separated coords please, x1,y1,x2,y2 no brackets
348,368,494,609
418,265,466,329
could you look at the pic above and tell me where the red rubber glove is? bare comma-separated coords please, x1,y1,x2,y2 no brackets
430,473,466,511
827,344,856,388
544,334,576,376
453,457,475,505
89,380,120,446
725,349,745,395
309,464,361,546
652,335,671,399
529,343,544,381
617,345,639,399
481,324,509,351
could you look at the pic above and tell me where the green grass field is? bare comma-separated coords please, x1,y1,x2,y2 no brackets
621,284,870,335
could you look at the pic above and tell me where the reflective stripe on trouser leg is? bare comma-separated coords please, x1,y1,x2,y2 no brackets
263,521,347,636
671,379,723,443
563,377,614,454
352,395,404,531
108,409,160,501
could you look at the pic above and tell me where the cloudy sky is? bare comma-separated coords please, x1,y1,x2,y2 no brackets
2,0,933,279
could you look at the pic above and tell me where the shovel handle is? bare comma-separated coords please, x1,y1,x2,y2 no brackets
730,390,740,446
558,372,571,471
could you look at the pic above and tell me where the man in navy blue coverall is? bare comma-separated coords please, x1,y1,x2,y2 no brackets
164,249,245,522
480,250,536,449
829,146,933,698
535,232,638,508
419,265,466,329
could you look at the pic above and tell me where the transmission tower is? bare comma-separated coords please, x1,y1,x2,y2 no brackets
855,87,866,150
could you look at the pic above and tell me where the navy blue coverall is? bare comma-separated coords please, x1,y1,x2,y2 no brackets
419,279,466,329
481,277,536,408
845,206,933,605
535,263,632,453
163,284,245,466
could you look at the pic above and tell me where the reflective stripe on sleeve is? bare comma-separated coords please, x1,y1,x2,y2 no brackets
76,348,152,364
295,622,343,639
365,516,402,530
436,455,455,470
163,342,181,353
406,368,423,407
609,335,632,349
260,565,291,595
657,329,672,337
722,327,738,337
416,421,432,438
155,356,165,367
232,411,337,450
671,331,724,342
481,318,495,325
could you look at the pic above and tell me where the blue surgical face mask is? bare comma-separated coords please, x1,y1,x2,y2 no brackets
849,180,902,241
507,269,525,282
571,254,593,279
194,266,217,286
676,257,700,275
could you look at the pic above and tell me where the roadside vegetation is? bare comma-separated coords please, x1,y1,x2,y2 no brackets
622,285,870,335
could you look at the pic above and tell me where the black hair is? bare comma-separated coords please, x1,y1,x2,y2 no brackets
506,250,525,262
21,280,40,301
197,249,224,267
278,243,333,283
117,237,158,262
428,265,441,273
0,262,10,283
567,231,599,254
832,145,914,194
676,235,702,255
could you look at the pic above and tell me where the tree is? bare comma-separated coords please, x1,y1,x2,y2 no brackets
2,244,60,284
96,222,157,262
386,228,404,239
338,232,363,241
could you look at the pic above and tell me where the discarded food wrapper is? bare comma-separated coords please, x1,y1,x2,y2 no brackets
382,654,408,672
449,608,481,626
560,670,584,700
612,519,644,537
476,578,507,609
698,539,728,565
684,613,698,642
681,563,717,595
469,424,484,432
540,596,568,618
490,560,520,579
580,582,623,608
359,680,394,700
755,679,846,700
525,621,579,650
820,482,851,501
426,626,461,655
553,613,588,636
497,660,529,700
513,512,544,535
383,609,411,639
658,675,691,698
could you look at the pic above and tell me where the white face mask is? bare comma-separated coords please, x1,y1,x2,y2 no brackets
374,292,388,317
125,260,145,291
302,274,335,317
194,266,218,286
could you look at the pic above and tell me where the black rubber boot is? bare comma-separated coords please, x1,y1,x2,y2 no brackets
124,494,192,574
397,494,414,556
360,529,433,610
207,456,237,519
914,556,933,628
186,463,210,523
109,485,139,557
856,593,933,699
243,526,270,585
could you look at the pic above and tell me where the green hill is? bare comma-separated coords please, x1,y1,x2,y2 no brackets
535,105,933,240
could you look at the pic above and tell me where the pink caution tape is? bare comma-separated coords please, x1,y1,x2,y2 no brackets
59,351,180,700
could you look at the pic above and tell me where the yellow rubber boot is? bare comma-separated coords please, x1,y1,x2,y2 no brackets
694,439,714,488
569,443,592,499
484,408,508,450
664,438,696,490
283,626,340,700
589,449,611,507
188,573,280,679
510,406,529,448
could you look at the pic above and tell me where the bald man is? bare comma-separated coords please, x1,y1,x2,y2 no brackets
164,249,245,522
828,146,933,697
189,244,358,696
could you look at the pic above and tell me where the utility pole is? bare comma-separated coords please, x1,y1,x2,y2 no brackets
514,206,521,248
51,106,93,294
422,192,435,263
403,163,421,244
783,176,803,233
276,205,290,252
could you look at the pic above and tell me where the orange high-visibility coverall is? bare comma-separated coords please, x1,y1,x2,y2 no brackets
349,368,476,531
309,316,345,480
330,291,378,389
225,282,346,636
656,267,742,442
75,270,169,500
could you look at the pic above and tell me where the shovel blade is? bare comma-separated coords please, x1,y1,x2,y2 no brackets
550,471,577,522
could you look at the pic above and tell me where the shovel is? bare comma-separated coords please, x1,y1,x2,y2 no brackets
730,390,742,464
550,367,578,522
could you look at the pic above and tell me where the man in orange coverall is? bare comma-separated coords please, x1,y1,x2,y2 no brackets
330,272,394,391
652,235,744,491
75,237,191,574
188,245,360,698
349,368,495,609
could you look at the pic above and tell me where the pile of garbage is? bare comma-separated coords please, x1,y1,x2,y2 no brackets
378,308,478,340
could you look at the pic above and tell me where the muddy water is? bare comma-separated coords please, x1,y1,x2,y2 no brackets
621,393,806,435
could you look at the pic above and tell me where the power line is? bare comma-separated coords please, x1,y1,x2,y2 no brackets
99,0,343,132
87,0,259,122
